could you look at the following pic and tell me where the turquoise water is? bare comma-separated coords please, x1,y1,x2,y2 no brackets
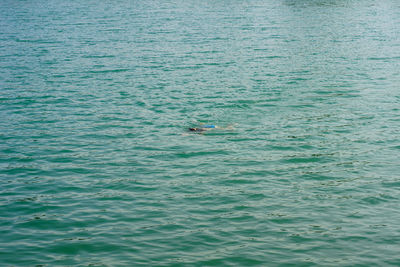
1,0,400,265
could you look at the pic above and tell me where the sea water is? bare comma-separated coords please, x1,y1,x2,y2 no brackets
1,0,400,265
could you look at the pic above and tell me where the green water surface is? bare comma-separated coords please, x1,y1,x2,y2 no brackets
1,0,400,265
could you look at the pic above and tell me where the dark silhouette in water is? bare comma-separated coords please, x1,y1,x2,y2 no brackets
188,124,216,133
188,127,203,132
187,124,235,134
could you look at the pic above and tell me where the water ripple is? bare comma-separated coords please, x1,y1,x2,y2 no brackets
1,0,400,265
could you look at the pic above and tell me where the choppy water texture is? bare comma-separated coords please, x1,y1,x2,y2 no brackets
1,0,400,265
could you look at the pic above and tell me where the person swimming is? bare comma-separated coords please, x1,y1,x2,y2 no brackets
188,124,216,133
186,123,236,134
